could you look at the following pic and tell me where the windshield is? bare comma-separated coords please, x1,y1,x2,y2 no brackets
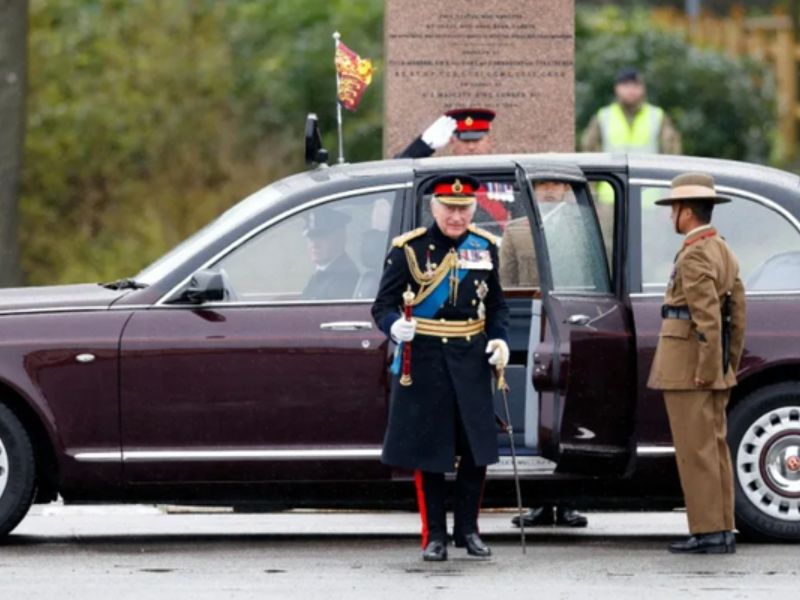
135,184,285,285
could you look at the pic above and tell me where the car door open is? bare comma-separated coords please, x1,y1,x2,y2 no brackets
515,161,638,476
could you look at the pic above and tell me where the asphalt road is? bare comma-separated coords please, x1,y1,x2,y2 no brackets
2,506,797,599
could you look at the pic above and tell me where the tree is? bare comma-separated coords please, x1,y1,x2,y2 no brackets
0,0,27,286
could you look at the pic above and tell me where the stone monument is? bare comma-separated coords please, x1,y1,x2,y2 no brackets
384,0,574,157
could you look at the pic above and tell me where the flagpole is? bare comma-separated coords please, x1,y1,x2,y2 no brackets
333,31,345,164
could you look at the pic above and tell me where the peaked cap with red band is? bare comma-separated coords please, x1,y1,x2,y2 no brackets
428,174,481,207
445,108,496,141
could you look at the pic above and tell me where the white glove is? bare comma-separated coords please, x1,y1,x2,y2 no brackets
486,339,509,368
391,317,417,343
421,115,457,150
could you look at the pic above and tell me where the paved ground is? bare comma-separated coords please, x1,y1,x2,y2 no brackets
2,507,797,599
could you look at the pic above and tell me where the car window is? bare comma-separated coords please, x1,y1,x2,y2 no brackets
418,177,611,293
639,185,800,293
213,191,398,302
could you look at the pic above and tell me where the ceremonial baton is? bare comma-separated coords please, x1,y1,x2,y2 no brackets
399,288,415,386
497,367,526,554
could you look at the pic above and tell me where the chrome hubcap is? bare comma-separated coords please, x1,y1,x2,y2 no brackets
737,406,800,522
0,434,8,499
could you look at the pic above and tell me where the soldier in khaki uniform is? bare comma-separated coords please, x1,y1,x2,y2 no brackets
647,172,746,554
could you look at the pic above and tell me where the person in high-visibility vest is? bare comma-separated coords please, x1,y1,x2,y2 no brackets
581,68,682,155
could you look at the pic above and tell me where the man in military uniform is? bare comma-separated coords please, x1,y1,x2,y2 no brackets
395,108,495,159
647,172,746,554
372,174,510,561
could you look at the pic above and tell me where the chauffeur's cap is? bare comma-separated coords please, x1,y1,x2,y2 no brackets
303,207,351,237
655,172,731,206
428,174,481,207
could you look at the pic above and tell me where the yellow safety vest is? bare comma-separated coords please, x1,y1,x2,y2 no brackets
598,102,664,154
594,102,664,205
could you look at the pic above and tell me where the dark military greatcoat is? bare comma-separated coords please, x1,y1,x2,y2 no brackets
371,222,509,473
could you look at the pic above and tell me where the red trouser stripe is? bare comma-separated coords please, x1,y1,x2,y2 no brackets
414,470,429,549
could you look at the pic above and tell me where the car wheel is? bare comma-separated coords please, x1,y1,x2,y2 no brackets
729,382,800,542
0,404,36,540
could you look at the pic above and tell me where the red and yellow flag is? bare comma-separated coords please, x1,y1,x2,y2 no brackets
335,41,373,112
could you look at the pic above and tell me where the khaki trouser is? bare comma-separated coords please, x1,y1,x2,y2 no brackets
663,389,735,534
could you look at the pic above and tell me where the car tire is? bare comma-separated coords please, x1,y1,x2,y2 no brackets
729,382,800,542
0,403,36,541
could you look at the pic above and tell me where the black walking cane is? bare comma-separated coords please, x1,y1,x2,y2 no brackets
496,367,526,554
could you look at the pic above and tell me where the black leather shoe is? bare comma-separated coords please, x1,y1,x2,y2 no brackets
422,539,448,561
556,507,588,528
511,506,554,527
668,531,735,554
454,532,492,558
724,531,737,553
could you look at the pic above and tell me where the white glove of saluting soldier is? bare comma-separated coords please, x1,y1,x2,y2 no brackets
391,316,417,343
421,115,457,151
486,339,510,369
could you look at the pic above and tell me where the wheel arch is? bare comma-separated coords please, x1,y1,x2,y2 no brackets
0,380,59,503
730,363,800,413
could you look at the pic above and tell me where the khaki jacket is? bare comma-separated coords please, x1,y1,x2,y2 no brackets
647,227,746,390
499,217,539,288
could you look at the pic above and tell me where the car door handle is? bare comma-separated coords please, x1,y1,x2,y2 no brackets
566,314,591,326
319,321,374,331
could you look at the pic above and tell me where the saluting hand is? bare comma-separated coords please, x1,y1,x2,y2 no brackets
421,115,457,150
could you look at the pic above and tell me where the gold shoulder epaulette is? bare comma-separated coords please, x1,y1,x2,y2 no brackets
392,227,427,248
467,224,498,245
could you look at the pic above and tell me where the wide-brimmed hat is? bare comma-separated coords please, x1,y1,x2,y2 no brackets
654,172,731,206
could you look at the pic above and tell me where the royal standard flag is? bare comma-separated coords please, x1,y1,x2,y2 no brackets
335,40,373,112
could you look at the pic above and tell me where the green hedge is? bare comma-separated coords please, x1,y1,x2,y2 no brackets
576,8,777,162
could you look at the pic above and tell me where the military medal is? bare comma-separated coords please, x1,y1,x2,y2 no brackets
476,281,489,320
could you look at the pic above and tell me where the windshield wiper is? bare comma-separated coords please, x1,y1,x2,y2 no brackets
100,278,149,290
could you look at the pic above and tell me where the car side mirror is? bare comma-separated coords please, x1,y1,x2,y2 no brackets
181,269,225,304
304,113,329,166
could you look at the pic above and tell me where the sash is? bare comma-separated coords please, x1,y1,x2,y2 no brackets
390,233,490,375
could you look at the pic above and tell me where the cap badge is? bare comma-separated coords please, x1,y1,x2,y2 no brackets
464,116,474,127
452,179,463,194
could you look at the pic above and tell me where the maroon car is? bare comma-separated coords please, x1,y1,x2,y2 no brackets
1,152,799,543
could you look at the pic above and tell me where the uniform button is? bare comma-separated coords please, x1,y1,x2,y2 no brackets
429,244,436,250
474,280,479,286
440,318,445,323
442,337,448,344
466,335,471,342
471,299,477,306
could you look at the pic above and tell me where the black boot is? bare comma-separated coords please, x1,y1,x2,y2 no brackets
454,532,492,558
669,531,735,554
422,539,448,561
556,506,588,528
511,505,555,527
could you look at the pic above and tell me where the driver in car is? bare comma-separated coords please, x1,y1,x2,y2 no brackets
301,207,360,300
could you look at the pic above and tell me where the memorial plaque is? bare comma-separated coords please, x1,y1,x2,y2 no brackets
384,0,574,157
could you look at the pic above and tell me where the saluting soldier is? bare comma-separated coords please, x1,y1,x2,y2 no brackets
371,174,510,561
395,108,495,159
647,172,746,554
